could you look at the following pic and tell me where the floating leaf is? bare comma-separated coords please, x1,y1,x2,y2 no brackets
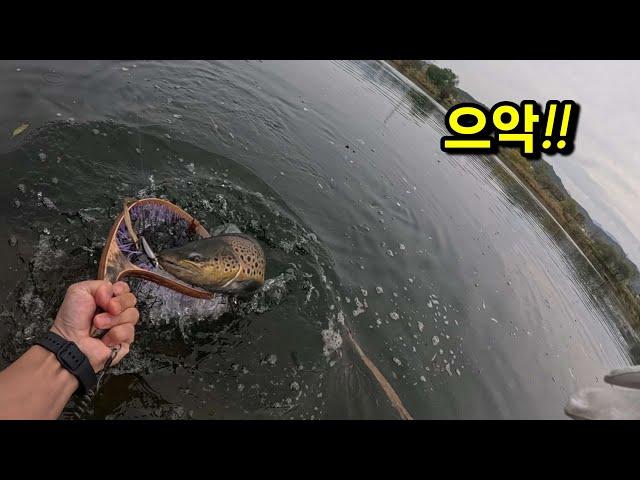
12,123,29,137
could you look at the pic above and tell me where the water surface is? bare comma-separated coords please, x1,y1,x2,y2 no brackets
0,60,635,419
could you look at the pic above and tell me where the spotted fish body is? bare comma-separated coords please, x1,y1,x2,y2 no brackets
157,233,265,295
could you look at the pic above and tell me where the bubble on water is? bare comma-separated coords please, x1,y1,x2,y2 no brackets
386,249,394,257
38,152,47,161
267,354,277,365
376,286,384,294
290,381,300,391
353,297,366,317
432,335,440,346
337,310,345,325
399,243,406,250
389,311,399,320
445,364,453,376
418,321,424,332
186,163,195,174
361,288,368,297
92,129,100,135
393,357,402,366
121,66,129,71
321,323,343,357
42,197,57,210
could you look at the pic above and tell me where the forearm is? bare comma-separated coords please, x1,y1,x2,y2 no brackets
0,346,78,420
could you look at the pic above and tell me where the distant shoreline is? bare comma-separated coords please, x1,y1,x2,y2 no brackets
386,60,640,331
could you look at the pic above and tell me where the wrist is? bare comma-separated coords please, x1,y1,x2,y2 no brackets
32,345,80,392
50,323,80,344
50,323,89,358
36,331,98,394
49,325,101,373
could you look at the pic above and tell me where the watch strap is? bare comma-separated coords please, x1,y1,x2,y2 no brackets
36,331,97,395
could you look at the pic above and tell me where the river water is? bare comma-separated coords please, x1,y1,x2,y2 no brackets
0,60,636,419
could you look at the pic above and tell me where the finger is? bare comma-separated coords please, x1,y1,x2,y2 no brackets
94,282,115,312
102,323,135,347
112,281,131,296
68,280,113,307
96,346,113,372
93,311,115,330
94,307,139,330
110,343,130,366
106,292,137,316
84,341,113,373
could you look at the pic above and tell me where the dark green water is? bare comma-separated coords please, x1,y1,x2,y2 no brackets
0,60,636,419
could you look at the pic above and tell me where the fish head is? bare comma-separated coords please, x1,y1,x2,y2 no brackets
158,233,265,295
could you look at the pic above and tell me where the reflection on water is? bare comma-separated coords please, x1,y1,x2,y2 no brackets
0,60,636,419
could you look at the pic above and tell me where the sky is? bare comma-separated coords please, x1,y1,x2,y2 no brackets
436,60,640,269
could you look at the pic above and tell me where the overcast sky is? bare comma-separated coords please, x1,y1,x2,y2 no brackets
436,60,640,269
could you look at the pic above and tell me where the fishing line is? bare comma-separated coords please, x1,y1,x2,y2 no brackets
345,328,413,420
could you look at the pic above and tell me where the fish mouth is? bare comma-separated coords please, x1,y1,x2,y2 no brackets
158,255,193,276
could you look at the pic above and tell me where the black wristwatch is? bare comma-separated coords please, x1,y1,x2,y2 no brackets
36,331,97,395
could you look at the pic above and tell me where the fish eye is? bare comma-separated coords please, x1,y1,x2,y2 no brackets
187,252,203,262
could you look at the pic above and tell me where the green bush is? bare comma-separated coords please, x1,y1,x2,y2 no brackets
426,64,458,91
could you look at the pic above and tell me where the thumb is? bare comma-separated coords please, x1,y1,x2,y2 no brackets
79,339,113,373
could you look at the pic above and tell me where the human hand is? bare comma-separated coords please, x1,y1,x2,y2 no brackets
50,280,139,372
